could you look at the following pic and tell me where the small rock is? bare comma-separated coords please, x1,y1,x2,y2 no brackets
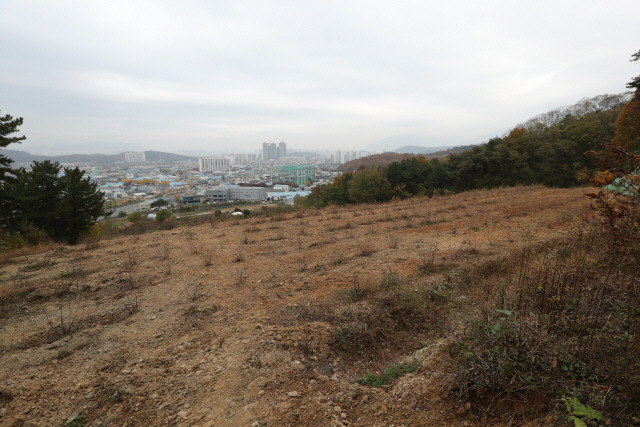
252,422,259,427
177,410,189,419
341,412,347,419
112,390,124,402
85,391,94,399
319,365,334,376
287,391,299,398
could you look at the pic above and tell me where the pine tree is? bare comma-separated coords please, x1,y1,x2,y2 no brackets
0,111,26,233
13,161,64,239
57,167,105,244
11,161,106,244
626,49,640,92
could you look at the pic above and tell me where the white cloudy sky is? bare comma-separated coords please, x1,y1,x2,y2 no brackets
1,1,638,154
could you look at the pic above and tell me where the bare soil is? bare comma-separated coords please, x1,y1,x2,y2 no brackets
0,186,592,426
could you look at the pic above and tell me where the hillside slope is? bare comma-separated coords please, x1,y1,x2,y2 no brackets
0,186,593,426
338,152,415,172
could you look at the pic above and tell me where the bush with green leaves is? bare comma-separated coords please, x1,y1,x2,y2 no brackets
127,212,144,223
155,209,172,222
357,364,417,387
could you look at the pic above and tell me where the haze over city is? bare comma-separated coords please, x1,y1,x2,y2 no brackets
1,0,638,155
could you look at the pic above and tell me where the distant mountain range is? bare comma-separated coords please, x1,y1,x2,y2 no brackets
338,144,478,172
365,131,507,154
0,149,199,165
393,145,457,154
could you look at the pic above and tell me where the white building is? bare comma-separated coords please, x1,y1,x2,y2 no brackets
204,185,267,202
124,152,145,163
199,157,231,173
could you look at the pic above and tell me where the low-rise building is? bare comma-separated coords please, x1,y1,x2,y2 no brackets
204,185,267,202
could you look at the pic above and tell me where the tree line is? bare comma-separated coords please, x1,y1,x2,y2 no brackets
299,104,625,208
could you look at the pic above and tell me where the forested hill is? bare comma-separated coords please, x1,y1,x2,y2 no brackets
339,145,478,172
338,152,415,172
301,97,626,207
517,92,632,130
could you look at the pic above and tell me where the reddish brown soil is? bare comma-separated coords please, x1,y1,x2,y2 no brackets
0,186,593,426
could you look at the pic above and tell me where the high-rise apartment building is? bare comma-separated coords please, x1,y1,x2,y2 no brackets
199,157,231,173
124,152,145,163
262,141,286,161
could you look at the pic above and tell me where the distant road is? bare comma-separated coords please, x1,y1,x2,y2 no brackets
108,203,144,218
104,201,262,220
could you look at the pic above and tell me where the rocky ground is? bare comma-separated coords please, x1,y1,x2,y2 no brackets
0,186,592,426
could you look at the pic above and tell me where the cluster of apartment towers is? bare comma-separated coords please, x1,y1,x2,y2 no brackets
126,141,366,175
262,141,287,161
199,141,287,173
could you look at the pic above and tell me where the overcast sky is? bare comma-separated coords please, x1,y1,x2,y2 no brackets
1,1,638,155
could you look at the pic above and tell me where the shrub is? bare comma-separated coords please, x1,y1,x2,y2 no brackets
451,227,640,421
356,364,417,387
357,239,376,257
127,212,144,223
378,268,403,290
155,209,172,222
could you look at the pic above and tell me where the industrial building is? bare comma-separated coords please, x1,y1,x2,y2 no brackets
204,185,267,202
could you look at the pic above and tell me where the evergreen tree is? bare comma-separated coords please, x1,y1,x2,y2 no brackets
626,49,640,92
13,161,63,237
0,111,26,233
11,161,105,244
57,167,106,244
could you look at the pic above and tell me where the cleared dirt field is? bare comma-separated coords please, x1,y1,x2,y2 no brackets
0,186,594,426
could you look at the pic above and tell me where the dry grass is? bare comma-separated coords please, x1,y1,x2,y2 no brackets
452,224,640,421
0,186,600,426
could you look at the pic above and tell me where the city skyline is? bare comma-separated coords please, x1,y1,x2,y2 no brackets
2,1,639,155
